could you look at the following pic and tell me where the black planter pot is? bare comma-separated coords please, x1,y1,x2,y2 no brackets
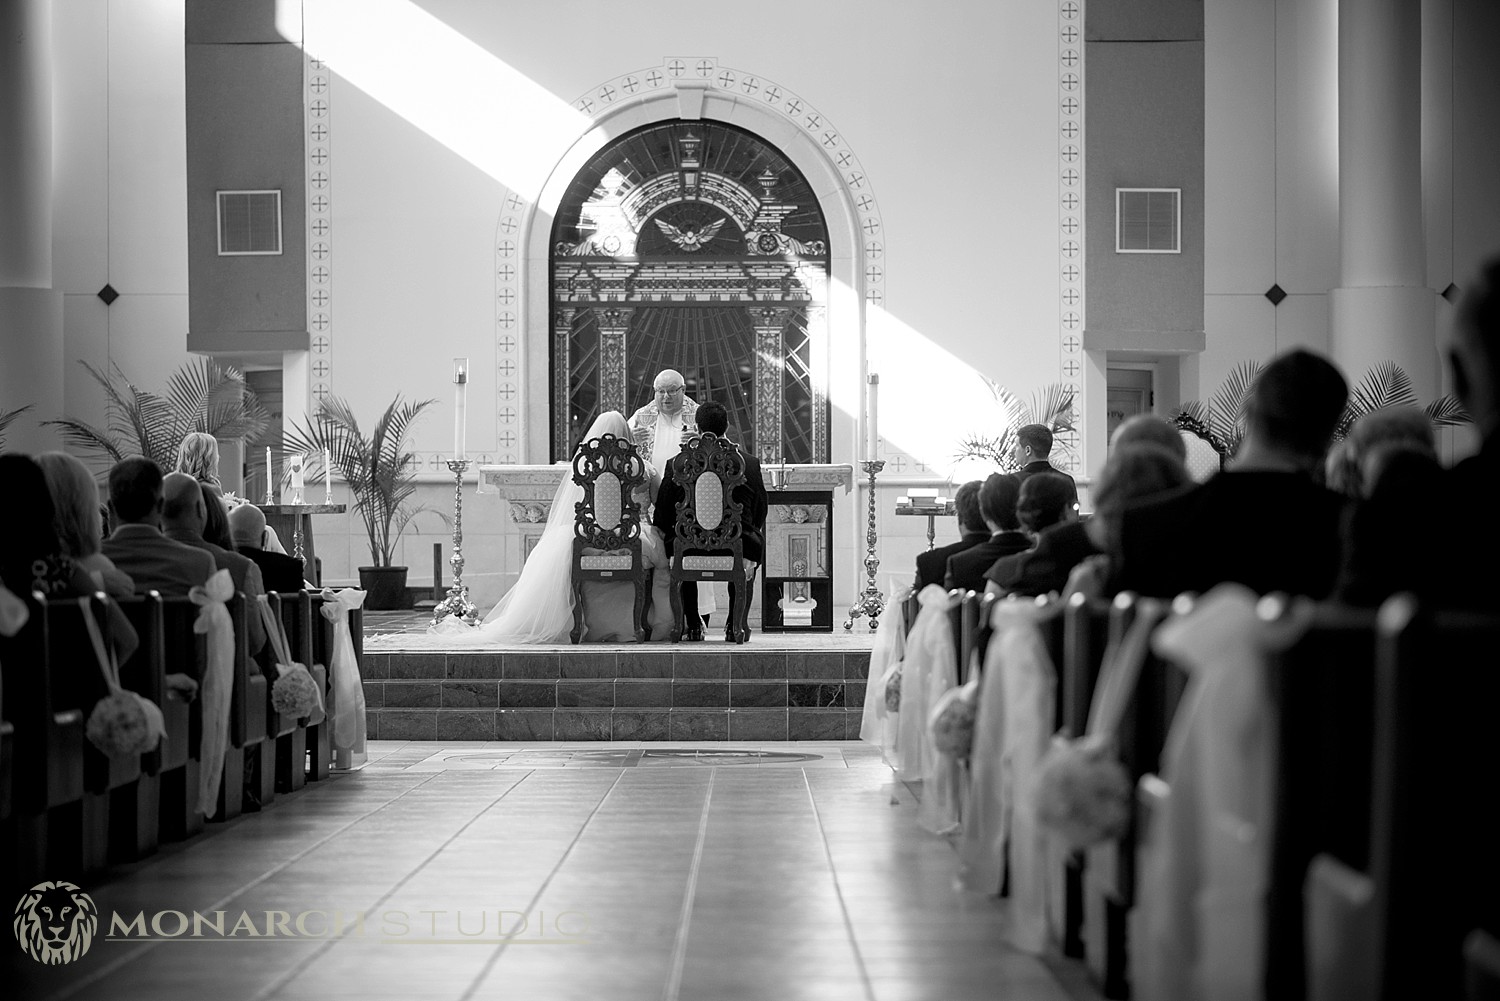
359,566,411,610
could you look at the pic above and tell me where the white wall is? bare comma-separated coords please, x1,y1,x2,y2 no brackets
52,0,193,444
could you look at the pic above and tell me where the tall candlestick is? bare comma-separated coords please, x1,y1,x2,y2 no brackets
866,373,880,462
453,358,468,460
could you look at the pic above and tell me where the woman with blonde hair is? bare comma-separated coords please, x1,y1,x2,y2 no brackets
175,431,221,487
36,451,134,598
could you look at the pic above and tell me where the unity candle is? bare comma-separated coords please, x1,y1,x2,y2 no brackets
453,357,468,460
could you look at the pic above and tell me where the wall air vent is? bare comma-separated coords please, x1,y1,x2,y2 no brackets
217,190,283,255
1115,188,1180,254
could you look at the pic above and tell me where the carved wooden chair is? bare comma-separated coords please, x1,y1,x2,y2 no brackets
570,431,651,643
667,432,754,644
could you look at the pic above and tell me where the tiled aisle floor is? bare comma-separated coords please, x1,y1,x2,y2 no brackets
10,741,1097,1001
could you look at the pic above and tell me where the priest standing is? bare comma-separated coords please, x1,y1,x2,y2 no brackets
629,369,700,476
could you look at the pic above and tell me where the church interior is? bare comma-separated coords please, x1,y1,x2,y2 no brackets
3,0,1499,998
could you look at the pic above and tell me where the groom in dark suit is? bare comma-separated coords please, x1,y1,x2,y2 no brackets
652,401,768,640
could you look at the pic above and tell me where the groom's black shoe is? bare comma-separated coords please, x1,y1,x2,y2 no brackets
685,627,704,642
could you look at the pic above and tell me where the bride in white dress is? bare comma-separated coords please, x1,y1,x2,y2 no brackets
418,410,668,645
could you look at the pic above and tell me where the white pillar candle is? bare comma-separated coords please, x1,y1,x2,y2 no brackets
454,357,468,460
265,447,273,502
866,373,880,462
323,448,332,502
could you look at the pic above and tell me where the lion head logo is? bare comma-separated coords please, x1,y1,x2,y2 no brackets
13,881,98,965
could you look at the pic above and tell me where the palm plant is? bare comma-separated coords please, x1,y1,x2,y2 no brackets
46,359,269,469
0,405,32,449
955,380,1077,473
282,394,441,568
1173,359,1468,465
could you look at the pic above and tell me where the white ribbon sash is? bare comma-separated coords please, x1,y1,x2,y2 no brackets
320,588,368,764
189,569,235,818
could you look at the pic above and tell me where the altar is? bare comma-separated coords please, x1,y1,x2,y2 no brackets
478,462,856,627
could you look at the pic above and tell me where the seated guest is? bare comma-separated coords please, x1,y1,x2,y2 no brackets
101,456,217,596
1,453,141,665
1012,423,1078,507
652,401,768,640
945,474,1029,592
1328,406,1436,498
36,451,134,598
1111,413,1188,462
199,482,237,551
984,472,1086,598
1063,444,1193,600
228,502,311,594
175,431,222,488
161,473,267,654
914,480,984,590
1115,348,1349,598
1335,446,1445,606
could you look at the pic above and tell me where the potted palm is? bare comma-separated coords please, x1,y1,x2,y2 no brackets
284,394,441,610
954,380,1077,472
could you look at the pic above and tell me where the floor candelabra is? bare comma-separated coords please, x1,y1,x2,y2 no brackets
431,459,479,627
843,459,887,631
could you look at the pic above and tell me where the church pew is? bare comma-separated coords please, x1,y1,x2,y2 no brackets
1255,597,1381,1001
304,592,334,782
44,594,143,874
227,593,274,814
0,594,85,890
266,591,309,793
1060,591,1112,962
1080,592,1177,1000
1365,597,1500,1001
113,593,176,860
156,597,207,841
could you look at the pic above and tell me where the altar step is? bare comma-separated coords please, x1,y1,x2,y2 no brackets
360,645,871,742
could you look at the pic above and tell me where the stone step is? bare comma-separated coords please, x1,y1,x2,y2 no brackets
367,706,861,742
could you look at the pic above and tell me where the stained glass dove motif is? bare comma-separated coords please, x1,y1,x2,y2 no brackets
653,218,726,252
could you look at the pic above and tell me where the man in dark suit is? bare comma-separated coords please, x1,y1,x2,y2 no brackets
913,480,984,590
161,473,267,655
228,503,311,595
1115,348,1349,599
652,401,768,640
945,474,1030,591
102,457,217,596
1012,423,1078,507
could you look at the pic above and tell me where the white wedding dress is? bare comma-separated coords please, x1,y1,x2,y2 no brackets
367,411,667,647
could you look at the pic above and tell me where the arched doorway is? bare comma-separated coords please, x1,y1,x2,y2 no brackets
549,120,831,463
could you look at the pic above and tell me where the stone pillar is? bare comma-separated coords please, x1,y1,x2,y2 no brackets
1329,0,1437,397
595,306,632,420
752,307,790,462
0,0,63,450
551,306,576,459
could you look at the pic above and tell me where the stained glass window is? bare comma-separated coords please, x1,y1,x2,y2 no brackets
550,120,830,462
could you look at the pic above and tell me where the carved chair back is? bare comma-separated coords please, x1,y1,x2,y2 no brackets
570,432,650,642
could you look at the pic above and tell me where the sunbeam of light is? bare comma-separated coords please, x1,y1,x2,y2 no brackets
864,300,1007,482
276,0,588,202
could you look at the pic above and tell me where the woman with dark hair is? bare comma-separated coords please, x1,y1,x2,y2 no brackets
983,472,1083,598
36,451,134,598
199,483,236,551
0,453,140,663
1063,444,1193,600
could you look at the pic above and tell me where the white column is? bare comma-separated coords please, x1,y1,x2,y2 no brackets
0,0,63,450
1329,0,1437,397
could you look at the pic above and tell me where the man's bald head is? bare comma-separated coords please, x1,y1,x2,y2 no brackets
653,369,687,416
160,472,206,533
229,503,268,551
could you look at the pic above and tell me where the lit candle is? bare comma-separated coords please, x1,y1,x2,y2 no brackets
323,448,332,503
265,447,273,503
866,373,880,462
454,357,468,460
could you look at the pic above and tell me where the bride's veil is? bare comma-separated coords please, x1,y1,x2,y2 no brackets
475,410,633,643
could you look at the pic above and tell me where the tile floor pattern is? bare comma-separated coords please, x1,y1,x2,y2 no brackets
8,741,1098,1001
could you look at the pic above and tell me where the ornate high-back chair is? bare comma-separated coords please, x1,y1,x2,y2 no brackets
571,431,650,643
667,432,752,643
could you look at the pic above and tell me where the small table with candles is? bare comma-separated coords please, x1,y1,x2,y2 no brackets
261,503,346,586
895,490,956,551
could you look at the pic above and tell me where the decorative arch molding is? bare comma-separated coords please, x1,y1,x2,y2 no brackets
488,57,887,464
